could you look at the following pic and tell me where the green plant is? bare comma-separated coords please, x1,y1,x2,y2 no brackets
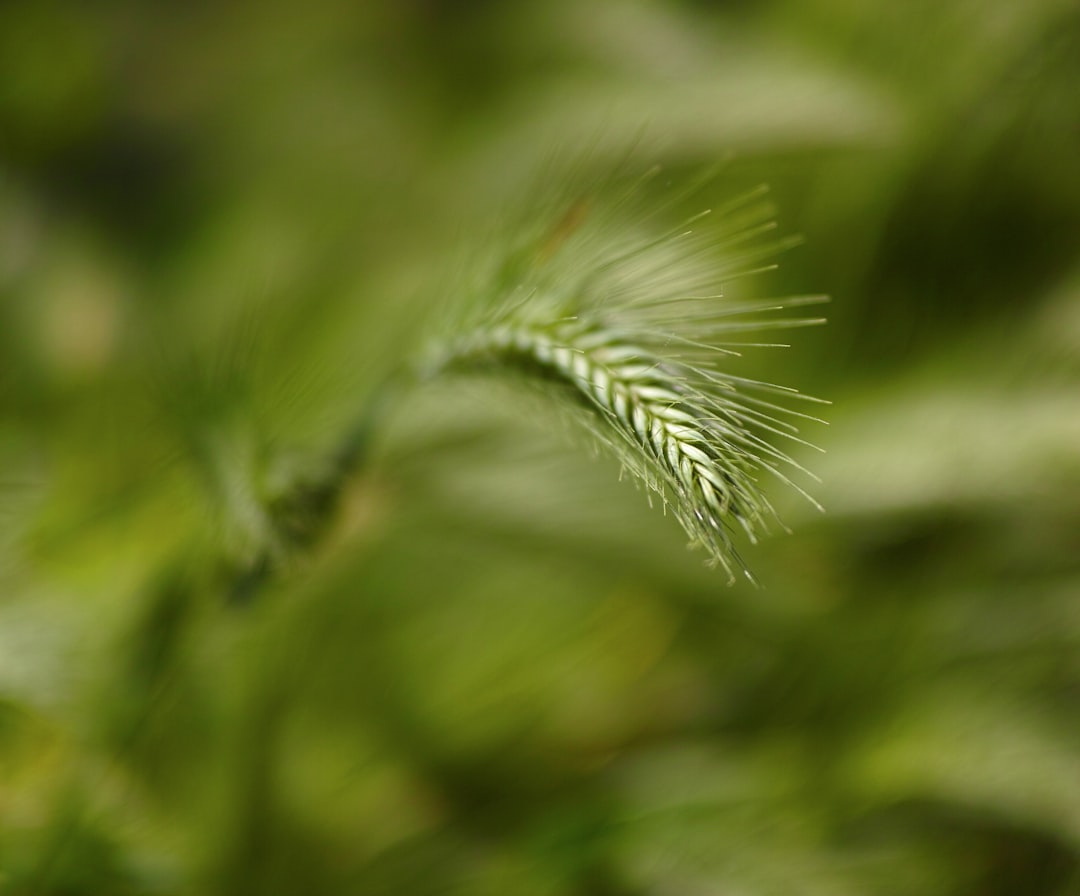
414,177,826,583
4,1,1080,892
198,173,827,598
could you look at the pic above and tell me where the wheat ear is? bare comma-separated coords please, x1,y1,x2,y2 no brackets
417,179,826,583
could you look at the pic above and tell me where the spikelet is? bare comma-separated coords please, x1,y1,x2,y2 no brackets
420,172,827,583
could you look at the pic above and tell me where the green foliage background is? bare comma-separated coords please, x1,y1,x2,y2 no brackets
2,1,1079,893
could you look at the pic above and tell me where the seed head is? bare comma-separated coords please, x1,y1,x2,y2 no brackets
422,175,826,583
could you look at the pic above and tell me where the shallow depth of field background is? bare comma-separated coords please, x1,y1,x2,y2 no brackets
2,1,1080,894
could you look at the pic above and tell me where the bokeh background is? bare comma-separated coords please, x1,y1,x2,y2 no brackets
2,1,1080,893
